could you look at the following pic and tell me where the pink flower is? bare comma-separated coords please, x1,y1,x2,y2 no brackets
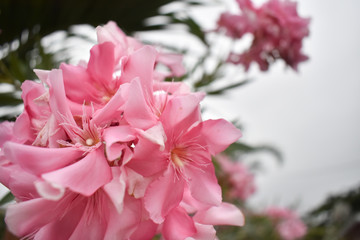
217,0,310,71
5,189,143,239
0,21,244,239
96,21,186,80
266,207,307,240
216,154,256,201
127,94,242,223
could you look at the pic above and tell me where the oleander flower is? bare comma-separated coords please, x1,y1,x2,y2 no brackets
0,21,244,240
266,207,308,240
127,93,242,223
217,0,310,71
216,154,256,201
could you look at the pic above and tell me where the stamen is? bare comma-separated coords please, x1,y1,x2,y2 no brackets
171,152,184,167
171,148,186,168
86,138,94,146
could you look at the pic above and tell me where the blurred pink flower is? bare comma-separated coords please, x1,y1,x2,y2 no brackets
266,207,307,240
217,0,310,71
216,155,256,200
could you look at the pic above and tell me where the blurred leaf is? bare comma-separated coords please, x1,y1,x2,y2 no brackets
0,93,22,107
0,192,14,206
207,79,251,95
225,142,283,163
0,0,180,45
0,115,17,122
171,16,207,45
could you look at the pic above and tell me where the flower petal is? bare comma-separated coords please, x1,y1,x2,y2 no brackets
193,202,245,227
200,119,242,155
162,207,196,240
185,223,216,240
42,149,112,196
103,125,136,161
144,167,184,223
34,200,86,240
91,83,127,126
103,167,126,213
103,194,143,240
87,42,115,87
124,78,157,129
35,180,65,201
5,198,59,237
48,69,77,127
127,137,167,177
186,163,222,207
160,94,202,135
60,63,98,103
3,142,82,175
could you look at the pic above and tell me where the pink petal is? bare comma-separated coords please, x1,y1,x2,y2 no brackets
126,168,153,199
127,137,167,177
69,207,106,240
60,63,98,103
154,81,190,95
103,125,136,161
35,180,65,201
42,148,112,196
129,219,158,240
200,119,242,155
124,78,157,129
160,94,202,135
0,121,14,146
136,122,167,150
34,201,86,240
103,194,143,240
162,207,196,240
87,42,115,87
13,112,33,143
102,167,126,213
91,84,126,126
193,202,245,227
156,53,186,77
121,45,157,95
3,164,40,201
144,167,185,224
186,164,222,207
185,223,216,240
48,69,76,127
3,142,82,175
34,69,50,85
5,198,59,237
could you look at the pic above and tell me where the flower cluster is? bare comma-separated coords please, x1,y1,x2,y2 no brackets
266,207,307,240
217,0,310,71
216,155,256,201
0,21,244,239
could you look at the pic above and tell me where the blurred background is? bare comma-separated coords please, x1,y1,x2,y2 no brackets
0,0,359,239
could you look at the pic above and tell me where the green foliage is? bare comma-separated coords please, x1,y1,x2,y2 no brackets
303,186,360,240
0,193,14,207
224,141,283,163
217,215,282,240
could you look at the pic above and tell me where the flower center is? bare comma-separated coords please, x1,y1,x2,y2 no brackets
170,147,186,168
85,138,95,146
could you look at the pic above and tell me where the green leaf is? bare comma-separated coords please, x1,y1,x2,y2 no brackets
0,92,22,107
0,192,14,206
207,79,252,95
225,142,283,163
